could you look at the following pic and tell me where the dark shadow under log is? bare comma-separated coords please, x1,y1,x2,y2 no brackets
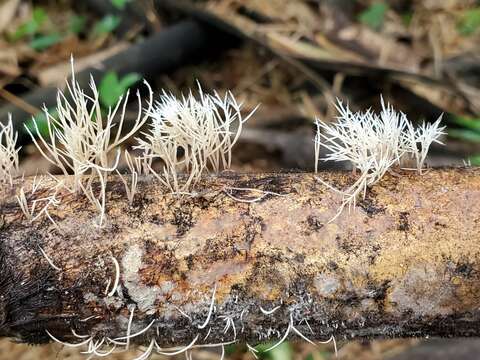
1,169,480,350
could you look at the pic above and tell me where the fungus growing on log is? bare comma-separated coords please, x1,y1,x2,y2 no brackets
1,68,475,359
1,169,480,358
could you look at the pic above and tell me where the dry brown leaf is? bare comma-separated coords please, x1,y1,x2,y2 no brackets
0,0,20,34
32,41,130,87
0,41,20,77
397,78,468,114
334,25,422,73
266,32,333,60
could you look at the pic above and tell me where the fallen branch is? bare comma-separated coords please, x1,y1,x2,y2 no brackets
0,20,235,144
0,169,480,350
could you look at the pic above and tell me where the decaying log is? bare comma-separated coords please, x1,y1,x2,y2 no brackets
0,20,236,144
1,168,480,349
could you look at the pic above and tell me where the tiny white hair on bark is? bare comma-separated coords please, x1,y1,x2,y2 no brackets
319,335,338,357
172,304,192,321
262,315,292,352
38,245,61,271
247,342,259,359
106,255,120,297
135,83,258,194
223,186,286,203
72,329,90,339
314,96,445,220
289,313,316,346
46,329,92,348
48,328,119,358
197,283,217,329
0,114,20,186
220,315,237,340
154,334,200,356
16,187,33,221
133,338,155,360
259,304,281,315
16,182,61,230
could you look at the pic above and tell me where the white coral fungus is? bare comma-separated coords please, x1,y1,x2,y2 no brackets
26,57,153,226
0,115,20,185
315,97,445,219
136,85,257,193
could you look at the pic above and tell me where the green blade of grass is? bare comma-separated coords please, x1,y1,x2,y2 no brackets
24,109,58,138
111,0,130,10
451,115,480,132
358,2,388,31
93,14,121,36
458,8,480,36
99,71,121,108
30,33,62,51
448,128,480,143
119,73,141,90
469,154,480,166
12,7,48,40
69,15,86,34
255,341,293,360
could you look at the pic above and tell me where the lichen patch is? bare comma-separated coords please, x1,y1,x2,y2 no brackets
122,244,161,314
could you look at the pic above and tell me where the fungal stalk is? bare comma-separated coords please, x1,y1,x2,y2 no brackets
314,97,445,219
117,151,143,205
403,115,445,173
0,115,20,186
136,85,258,194
26,57,153,226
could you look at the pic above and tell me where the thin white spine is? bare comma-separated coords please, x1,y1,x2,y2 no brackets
198,283,217,329
107,255,120,297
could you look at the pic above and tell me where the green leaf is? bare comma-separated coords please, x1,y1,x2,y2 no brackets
12,7,48,40
69,15,86,34
255,342,293,360
111,0,130,10
99,72,121,108
448,128,480,143
358,2,388,31
451,115,480,132
13,21,38,40
32,7,48,24
305,351,330,360
224,344,237,356
30,33,62,51
458,8,480,35
25,109,57,138
93,14,121,35
119,73,142,90
99,71,141,108
469,154,480,166
401,12,413,27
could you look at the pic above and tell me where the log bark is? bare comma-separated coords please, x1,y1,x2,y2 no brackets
1,169,480,348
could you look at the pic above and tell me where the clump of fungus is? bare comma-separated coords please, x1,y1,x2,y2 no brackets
314,97,445,219
135,86,257,194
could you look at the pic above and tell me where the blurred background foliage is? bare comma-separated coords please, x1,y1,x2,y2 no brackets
1,0,480,359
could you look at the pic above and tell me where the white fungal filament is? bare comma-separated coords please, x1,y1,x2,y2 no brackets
314,96,445,219
0,115,20,186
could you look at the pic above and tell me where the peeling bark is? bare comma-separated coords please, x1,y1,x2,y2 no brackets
1,169,480,348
